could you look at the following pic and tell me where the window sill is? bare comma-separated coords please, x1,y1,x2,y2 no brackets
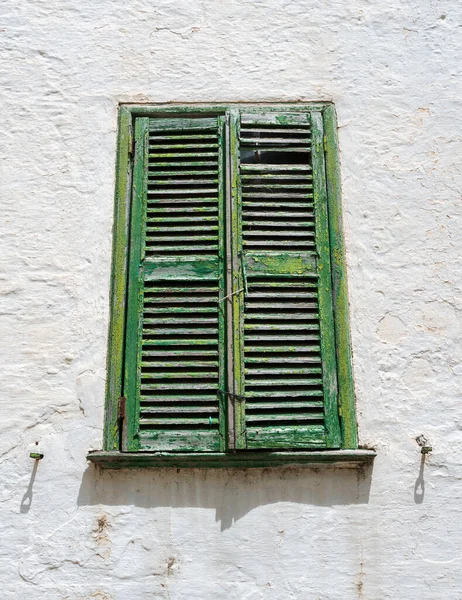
86,449,376,469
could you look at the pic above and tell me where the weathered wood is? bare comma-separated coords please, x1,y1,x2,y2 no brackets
246,425,326,449
323,104,358,449
103,106,133,451
230,108,246,449
123,117,150,451
87,449,376,469
105,103,359,457
240,113,311,126
149,117,218,131
311,111,341,448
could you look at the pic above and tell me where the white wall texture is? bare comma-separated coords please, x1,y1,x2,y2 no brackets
1,1,461,598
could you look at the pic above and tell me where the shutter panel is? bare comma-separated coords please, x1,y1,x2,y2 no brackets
232,110,341,449
124,116,226,452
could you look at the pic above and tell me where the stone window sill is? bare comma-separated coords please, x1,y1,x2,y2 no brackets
86,449,376,469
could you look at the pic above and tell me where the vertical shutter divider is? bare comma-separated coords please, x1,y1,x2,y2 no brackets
225,112,236,450
217,115,228,449
230,109,247,450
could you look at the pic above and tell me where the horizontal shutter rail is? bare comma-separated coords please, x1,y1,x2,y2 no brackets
240,113,311,126
240,127,312,135
149,117,218,130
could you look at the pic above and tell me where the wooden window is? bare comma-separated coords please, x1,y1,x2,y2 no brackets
97,104,364,467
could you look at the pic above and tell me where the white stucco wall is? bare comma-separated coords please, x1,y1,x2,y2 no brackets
1,1,462,598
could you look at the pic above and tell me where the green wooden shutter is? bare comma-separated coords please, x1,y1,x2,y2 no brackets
232,110,341,449
124,116,226,452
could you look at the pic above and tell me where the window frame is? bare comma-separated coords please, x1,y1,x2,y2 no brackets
94,103,372,469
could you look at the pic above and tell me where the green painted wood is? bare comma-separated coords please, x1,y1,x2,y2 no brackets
87,449,377,469
103,106,133,451
244,253,316,276
311,111,342,448
124,117,149,451
105,103,358,458
323,105,358,448
230,108,247,449
123,115,227,452
148,117,218,131
216,115,228,450
246,426,326,448
235,110,342,450
127,103,331,117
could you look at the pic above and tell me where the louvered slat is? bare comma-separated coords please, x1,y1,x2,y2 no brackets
240,116,314,252
146,118,221,259
243,276,325,436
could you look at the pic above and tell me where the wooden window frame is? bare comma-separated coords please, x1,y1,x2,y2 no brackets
88,103,375,469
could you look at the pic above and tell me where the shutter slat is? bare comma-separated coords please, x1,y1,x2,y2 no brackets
244,390,323,398
246,401,324,408
140,395,218,402
240,137,311,145
149,170,219,176
240,164,312,171
148,144,219,149
243,202,314,209
245,367,322,375
150,161,218,167
149,134,217,141
242,192,314,199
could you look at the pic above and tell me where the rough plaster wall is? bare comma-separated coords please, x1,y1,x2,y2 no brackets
0,0,461,598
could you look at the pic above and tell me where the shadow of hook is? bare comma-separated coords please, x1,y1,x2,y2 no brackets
20,460,39,514
414,454,426,504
